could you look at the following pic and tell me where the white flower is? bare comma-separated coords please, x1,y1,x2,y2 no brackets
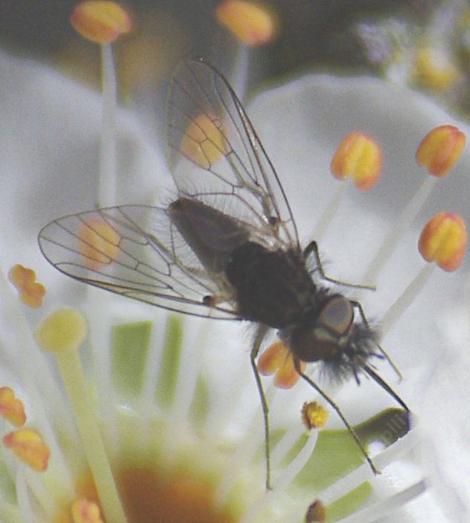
0,45,467,522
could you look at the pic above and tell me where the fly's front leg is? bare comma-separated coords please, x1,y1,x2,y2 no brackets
351,300,403,382
304,241,375,291
294,359,380,475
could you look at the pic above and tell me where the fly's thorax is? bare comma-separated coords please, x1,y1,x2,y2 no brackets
288,295,355,363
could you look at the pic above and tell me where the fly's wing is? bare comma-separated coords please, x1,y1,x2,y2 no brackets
167,59,300,250
38,205,239,319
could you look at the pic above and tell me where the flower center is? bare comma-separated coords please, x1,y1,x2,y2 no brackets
117,467,237,523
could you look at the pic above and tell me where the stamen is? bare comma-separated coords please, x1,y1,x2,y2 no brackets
419,211,467,271
3,429,50,472
330,132,382,191
305,500,326,523
381,212,467,334
71,497,104,523
216,0,278,47
315,132,381,242
8,264,45,309
0,387,26,427
257,339,305,389
70,1,132,44
413,47,460,93
416,125,466,177
361,124,465,285
70,2,133,206
35,308,128,523
337,480,426,523
301,401,329,430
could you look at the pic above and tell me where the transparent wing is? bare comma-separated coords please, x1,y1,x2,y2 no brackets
38,205,239,319
167,59,300,250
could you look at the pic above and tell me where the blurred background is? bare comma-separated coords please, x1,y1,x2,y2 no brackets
1,0,470,115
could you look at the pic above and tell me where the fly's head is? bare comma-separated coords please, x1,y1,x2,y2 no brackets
288,294,379,381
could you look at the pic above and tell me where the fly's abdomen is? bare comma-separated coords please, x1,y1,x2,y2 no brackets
169,198,250,274
226,242,316,328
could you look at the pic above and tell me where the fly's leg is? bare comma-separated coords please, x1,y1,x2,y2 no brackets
294,360,380,475
304,241,375,291
250,324,272,490
351,300,403,383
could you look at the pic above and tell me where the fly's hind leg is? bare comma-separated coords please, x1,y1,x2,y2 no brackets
250,324,272,490
304,241,375,291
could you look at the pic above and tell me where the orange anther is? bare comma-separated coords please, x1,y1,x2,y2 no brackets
330,132,382,191
416,125,466,177
78,218,120,270
305,500,326,523
301,401,328,430
0,387,26,427
71,1,133,44
3,429,50,472
8,264,46,308
216,0,278,47
71,498,104,523
418,212,467,272
257,340,305,389
180,113,227,169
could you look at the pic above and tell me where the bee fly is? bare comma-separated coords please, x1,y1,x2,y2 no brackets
38,59,409,489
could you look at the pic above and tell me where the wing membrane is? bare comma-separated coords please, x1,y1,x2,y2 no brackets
167,59,300,250
38,205,239,319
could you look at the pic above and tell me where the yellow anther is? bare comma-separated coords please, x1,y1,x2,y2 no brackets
416,125,466,177
71,497,104,523
78,218,121,270
3,428,50,472
0,387,26,427
257,339,305,389
413,47,460,93
180,113,228,169
71,1,133,44
8,264,46,309
216,0,278,46
418,212,467,272
301,401,329,430
36,308,88,353
330,132,382,191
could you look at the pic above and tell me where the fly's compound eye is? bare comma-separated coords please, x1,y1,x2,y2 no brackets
290,296,354,363
318,295,354,337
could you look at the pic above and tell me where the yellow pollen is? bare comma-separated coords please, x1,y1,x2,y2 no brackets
70,1,133,44
330,132,382,191
71,498,104,523
3,428,50,472
8,264,46,308
257,339,305,389
216,0,278,47
0,386,26,427
301,401,329,430
416,125,466,177
36,308,88,353
418,212,467,272
78,218,121,270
